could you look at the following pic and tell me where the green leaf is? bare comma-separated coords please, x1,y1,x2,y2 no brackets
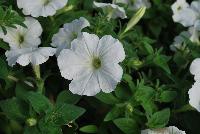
27,92,52,114
123,74,136,91
134,85,155,103
153,55,171,74
39,118,62,134
0,97,27,121
0,57,8,79
147,108,170,128
95,92,121,105
79,125,98,133
104,106,123,121
45,103,85,126
159,91,177,103
56,90,81,105
113,118,139,134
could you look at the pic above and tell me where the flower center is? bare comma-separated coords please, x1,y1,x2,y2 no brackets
18,35,24,44
71,32,78,40
43,0,51,5
92,58,101,69
177,6,182,10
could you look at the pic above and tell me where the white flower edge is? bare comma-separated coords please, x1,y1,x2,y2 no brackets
51,17,90,55
93,1,127,19
171,0,189,13
5,47,56,67
17,0,68,17
114,0,151,10
141,126,186,134
57,32,125,96
190,58,200,81
0,17,42,49
188,81,200,112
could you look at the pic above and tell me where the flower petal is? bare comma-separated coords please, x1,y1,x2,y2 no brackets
57,49,89,80
97,35,125,64
69,71,101,96
98,63,123,93
71,32,100,59
188,81,200,112
190,58,200,81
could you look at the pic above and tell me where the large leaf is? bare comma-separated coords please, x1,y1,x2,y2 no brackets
95,92,121,105
113,118,139,134
0,97,27,121
27,92,52,114
45,103,85,126
147,108,170,128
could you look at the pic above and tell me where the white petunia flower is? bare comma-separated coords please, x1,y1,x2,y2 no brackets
141,126,186,134
0,17,42,49
170,31,190,51
171,0,189,13
115,0,151,10
51,17,90,55
93,1,127,19
172,7,197,27
190,58,200,81
57,32,125,96
5,47,56,67
188,81,200,112
17,0,68,17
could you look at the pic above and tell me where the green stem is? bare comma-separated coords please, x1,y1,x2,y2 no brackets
107,10,114,21
172,104,195,114
32,65,44,94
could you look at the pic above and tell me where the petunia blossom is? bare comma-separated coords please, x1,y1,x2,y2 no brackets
141,126,186,134
51,17,90,55
17,0,68,17
57,32,125,96
93,1,127,19
0,17,42,49
5,47,56,67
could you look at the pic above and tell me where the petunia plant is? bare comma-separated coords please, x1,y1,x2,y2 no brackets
0,0,200,134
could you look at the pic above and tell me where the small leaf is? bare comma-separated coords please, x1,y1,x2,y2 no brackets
153,55,171,74
104,106,123,121
56,90,81,105
147,108,170,128
159,91,177,102
95,92,121,105
80,125,98,133
113,118,139,134
27,92,52,114
0,57,8,79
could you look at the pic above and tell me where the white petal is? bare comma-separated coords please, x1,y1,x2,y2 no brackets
57,49,89,80
172,8,197,27
171,0,189,13
51,17,90,55
5,47,55,66
71,32,100,59
141,126,186,134
5,48,30,66
17,0,68,17
30,47,56,65
191,0,200,14
69,71,101,96
190,58,200,81
97,35,125,64
98,64,123,93
189,81,200,112
93,1,127,19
